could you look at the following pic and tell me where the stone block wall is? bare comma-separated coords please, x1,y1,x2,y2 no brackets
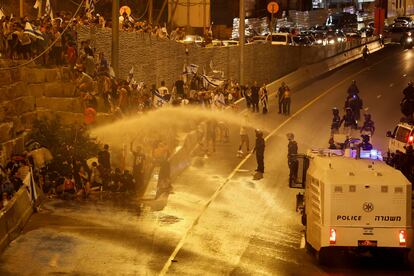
0,61,104,162
77,26,374,87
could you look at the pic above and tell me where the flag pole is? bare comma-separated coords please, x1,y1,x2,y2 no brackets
20,0,24,17
38,0,43,18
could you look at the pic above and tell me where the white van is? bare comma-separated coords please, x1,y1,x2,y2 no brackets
266,32,293,45
387,121,414,155
291,148,412,264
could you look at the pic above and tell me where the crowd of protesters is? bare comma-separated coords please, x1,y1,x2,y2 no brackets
0,156,27,210
0,7,192,63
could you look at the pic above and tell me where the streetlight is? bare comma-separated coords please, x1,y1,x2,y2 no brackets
112,0,119,77
239,0,245,86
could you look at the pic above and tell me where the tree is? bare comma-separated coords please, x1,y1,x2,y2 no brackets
28,118,100,172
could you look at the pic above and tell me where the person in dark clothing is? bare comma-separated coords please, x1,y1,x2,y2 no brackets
98,144,111,169
121,170,134,192
403,81,414,99
98,144,111,186
253,129,265,179
251,81,260,113
331,107,341,136
130,143,145,194
241,85,251,109
345,94,363,123
339,107,357,136
282,86,292,115
174,78,185,98
360,113,375,137
287,133,298,186
359,135,373,151
109,168,123,192
278,82,286,114
347,80,359,96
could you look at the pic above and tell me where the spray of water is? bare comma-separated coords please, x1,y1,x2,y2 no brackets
91,106,271,145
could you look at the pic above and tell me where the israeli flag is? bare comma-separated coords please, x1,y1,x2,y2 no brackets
24,22,44,40
152,89,166,107
45,0,53,19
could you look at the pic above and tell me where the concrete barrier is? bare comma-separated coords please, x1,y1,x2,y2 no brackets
0,187,34,253
265,39,382,96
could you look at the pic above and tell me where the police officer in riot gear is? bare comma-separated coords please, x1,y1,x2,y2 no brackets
360,113,375,137
403,81,414,99
345,93,363,123
331,107,341,135
339,107,357,136
347,80,360,96
287,133,298,186
359,135,373,151
253,129,265,179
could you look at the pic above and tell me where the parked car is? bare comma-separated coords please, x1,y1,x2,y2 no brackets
395,16,413,27
249,35,268,44
385,25,412,44
266,33,293,45
178,35,205,45
292,35,313,46
313,32,327,45
325,31,339,45
335,30,347,42
222,40,239,46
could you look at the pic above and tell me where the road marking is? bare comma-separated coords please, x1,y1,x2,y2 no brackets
159,52,395,276
299,235,306,249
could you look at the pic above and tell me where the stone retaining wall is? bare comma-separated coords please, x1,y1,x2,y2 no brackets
77,25,375,86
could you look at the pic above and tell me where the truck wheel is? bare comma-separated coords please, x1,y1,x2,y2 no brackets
394,249,410,267
316,248,330,266
305,241,313,253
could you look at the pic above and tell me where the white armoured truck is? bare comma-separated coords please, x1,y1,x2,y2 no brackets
291,149,412,263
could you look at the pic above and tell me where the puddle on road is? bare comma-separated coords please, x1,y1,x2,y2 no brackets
158,214,183,225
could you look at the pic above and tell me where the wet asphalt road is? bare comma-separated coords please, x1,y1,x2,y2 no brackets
0,45,413,275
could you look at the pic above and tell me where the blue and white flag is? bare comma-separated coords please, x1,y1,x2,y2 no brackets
152,89,166,108
45,0,53,19
24,22,44,40
85,0,95,13
201,75,224,87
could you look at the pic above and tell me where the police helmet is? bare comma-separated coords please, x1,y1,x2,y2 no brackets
361,134,370,142
332,107,339,113
409,81,413,87
286,133,294,140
